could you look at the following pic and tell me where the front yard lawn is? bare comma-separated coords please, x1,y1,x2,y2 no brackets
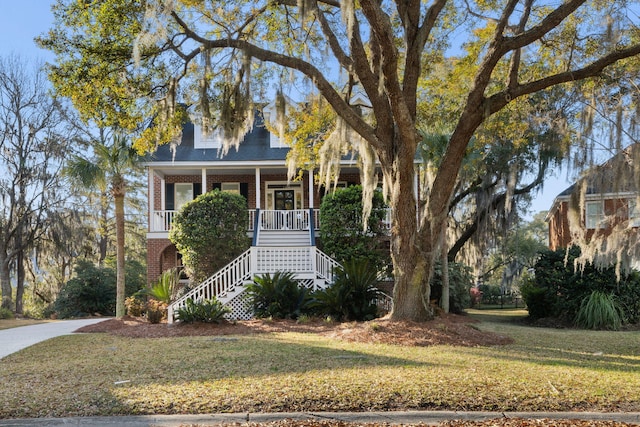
0,311,639,419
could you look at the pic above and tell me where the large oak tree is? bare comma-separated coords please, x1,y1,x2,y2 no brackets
39,0,640,321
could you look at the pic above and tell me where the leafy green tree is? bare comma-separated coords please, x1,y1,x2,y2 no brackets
64,135,140,318
169,190,250,283
40,0,640,321
319,185,390,273
430,262,474,314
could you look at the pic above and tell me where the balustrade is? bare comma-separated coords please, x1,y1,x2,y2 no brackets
150,208,391,232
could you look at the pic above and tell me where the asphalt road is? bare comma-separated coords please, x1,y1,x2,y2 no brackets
0,318,107,359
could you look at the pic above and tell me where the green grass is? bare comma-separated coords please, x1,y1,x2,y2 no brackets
1,314,639,419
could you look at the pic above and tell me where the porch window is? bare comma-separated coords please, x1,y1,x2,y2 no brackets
585,201,604,229
221,182,240,194
165,182,202,210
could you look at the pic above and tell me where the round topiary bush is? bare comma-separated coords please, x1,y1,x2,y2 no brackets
319,185,390,273
169,189,250,283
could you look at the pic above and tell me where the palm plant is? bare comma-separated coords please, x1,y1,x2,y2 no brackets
175,298,230,323
313,259,381,321
145,268,179,304
245,271,311,319
64,134,140,318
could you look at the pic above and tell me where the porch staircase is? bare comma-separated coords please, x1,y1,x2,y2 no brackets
167,245,341,322
168,209,339,323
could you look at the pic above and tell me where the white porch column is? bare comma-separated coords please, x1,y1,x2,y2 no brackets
255,167,261,209
160,176,166,211
308,169,314,208
201,168,207,193
149,168,155,231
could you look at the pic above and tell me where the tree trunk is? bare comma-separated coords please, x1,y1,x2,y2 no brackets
98,192,109,265
388,149,434,321
0,251,12,310
440,221,450,313
15,249,25,315
114,193,126,318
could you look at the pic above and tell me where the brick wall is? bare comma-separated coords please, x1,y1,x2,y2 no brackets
146,238,176,283
549,197,635,250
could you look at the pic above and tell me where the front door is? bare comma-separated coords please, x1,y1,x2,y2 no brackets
274,190,295,210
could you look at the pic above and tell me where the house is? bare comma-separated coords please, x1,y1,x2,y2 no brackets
144,104,407,321
546,145,640,264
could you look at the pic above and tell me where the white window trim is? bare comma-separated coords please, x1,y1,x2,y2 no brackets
265,181,303,210
193,123,222,149
585,200,604,229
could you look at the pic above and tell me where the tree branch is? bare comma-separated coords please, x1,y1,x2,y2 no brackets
171,10,383,150
487,43,640,116
507,0,533,91
448,165,546,261
360,0,416,149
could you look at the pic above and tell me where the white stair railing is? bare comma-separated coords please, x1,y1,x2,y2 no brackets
315,248,341,282
168,249,252,322
168,247,345,322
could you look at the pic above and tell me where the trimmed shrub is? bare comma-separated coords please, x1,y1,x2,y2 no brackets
170,190,250,283
312,259,380,321
319,185,390,273
245,271,311,319
54,260,145,319
124,295,146,317
175,298,230,323
146,299,166,324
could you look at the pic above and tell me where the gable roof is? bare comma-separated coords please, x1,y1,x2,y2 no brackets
146,112,289,164
547,143,640,218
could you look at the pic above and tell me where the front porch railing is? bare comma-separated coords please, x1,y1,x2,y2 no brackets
150,208,392,232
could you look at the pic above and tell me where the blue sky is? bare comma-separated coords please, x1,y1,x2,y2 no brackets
0,0,54,61
0,0,568,218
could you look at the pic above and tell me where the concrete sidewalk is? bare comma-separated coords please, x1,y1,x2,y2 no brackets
0,318,107,359
0,411,639,427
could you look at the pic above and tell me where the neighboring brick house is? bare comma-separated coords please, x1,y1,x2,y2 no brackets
547,146,640,252
144,105,407,320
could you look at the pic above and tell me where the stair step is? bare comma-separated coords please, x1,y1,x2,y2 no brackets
257,230,311,246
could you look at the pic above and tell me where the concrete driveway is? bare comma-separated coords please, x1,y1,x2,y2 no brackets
0,318,107,359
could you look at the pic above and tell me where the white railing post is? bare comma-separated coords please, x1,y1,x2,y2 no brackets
310,247,318,290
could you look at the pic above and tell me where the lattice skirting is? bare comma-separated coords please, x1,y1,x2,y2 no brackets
224,291,253,320
222,278,330,320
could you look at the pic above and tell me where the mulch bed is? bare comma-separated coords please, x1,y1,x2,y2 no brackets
75,313,513,347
